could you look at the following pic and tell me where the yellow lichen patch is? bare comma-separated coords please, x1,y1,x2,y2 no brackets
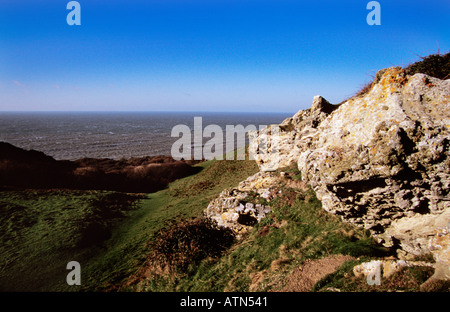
378,67,407,94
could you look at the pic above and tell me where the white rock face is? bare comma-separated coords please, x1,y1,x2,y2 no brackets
353,259,433,279
249,67,450,260
249,95,338,172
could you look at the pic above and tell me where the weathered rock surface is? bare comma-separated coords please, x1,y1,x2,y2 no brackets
249,67,450,264
204,171,276,238
428,223,450,281
353,259,434,280
353,221,450,287
249,95,339,171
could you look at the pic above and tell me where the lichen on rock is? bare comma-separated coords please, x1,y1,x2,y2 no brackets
248,95,339,172
248,67,450,267
204,171,276,238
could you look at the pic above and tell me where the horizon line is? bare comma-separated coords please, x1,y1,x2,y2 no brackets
0,110,296,114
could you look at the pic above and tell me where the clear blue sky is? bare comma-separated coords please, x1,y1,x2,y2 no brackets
0,0,449,112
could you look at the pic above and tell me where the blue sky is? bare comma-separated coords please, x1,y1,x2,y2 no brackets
0,0,449,112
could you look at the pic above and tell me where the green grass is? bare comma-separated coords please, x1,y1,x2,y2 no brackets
2,158,422,292
0,190,142,291
81,159,259,291
0,159,259,291
129,175,389,292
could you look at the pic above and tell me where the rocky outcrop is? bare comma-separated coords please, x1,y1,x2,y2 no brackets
249,95,339,172
204,167,309,239
428,224,450,282
353,221,450,286
248,67,450,263
204,172,276,238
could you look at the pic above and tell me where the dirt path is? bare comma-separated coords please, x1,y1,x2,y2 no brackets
281,254,354,292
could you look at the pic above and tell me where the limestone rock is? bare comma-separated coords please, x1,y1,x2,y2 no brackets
249,67,450,259
428,223,450,281
353,259,433,279
204,172,276,238
248,95,339,172
297,68,450,256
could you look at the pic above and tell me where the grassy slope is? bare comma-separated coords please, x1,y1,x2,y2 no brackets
82,159,260,291
119,163,439,292
130,164,391,292
3,54,449,292
0,159,259,291
0,190,143,291
0,158,439,292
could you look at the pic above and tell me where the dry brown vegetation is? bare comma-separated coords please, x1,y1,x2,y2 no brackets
0,141,200,193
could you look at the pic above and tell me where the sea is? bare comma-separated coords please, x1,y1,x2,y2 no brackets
0,111,291,160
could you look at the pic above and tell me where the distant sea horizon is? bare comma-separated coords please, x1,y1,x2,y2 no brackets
0,111,292,160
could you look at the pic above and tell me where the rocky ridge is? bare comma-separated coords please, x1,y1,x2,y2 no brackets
205,66,450,284
250,67,449,253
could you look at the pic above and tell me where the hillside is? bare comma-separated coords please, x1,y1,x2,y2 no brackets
0,53,449,292
128,52,449,292
0,156,260,291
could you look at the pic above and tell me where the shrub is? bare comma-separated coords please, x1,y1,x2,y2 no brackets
405,52,450,80
149,217,235,273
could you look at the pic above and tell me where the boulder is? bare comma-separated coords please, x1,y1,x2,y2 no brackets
353,259,433,280
204,171,277,238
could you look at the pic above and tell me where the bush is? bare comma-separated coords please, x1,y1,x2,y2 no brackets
405,52,450,80
149,217,235,273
